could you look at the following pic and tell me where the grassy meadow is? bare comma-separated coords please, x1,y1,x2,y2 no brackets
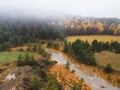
95,51,120,71
67,35,120,44
0,52,40,63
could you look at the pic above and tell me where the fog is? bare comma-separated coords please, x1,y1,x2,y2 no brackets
0,0,120,18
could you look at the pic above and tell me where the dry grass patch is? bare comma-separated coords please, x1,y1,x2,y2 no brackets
95,51,120,71
67,35,120,44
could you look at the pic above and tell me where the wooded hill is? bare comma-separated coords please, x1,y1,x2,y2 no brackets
0,16,120,51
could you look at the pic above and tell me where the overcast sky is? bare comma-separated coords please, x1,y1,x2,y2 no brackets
0,0,120,18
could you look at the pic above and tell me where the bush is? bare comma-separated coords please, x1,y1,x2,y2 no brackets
17,59,24,66
47,41,53,48
29,76,41,90
17,53,37,66
33,45,37,52
39,40,46,44
0,68,4,73
34,67,41,74
39,47,51,58
81,78,84,82
24,53,30,64
53,42,60,50
117,78,120,83
18,54,23,60
28,60,37,66
17,48,25,52
46,74,59,90
104,63,113,73
31,54,34,60
65,61,70,69
73,84,80,90
72,69,75,73
48,61,57,65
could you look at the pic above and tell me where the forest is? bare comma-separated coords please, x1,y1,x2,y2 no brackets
0,16,120,51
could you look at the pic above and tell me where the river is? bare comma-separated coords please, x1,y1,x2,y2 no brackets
49,50,120,90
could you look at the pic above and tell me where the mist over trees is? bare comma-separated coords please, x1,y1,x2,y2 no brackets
0,18,65,51
64,17,120,36
0,16,120,51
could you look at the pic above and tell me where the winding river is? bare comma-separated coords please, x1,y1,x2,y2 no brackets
48,50,120,90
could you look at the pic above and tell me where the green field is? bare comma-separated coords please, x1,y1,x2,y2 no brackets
95,51,120,71
0,52,39,63
67,35,120,44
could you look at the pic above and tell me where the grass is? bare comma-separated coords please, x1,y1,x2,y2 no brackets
95,51,120,71
0,52,40,63
67,35,120,44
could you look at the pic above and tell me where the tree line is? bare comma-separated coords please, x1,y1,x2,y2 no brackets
63,39,120,66
92,40,120,53
0,19,65,51
0,17,120,52
64,39,97,66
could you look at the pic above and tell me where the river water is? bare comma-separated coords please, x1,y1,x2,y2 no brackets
49,51,120,90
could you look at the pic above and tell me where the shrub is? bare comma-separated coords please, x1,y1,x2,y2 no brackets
33,45,37,52
0,68,4,73
31,54,34,60
53,42,60,50
65,61,70,69
17,53,37,66
81,78,84,82
48,61,57,65
17,59,24,66
117,78,120,83
72,69,75,73
18,54,23,60
47,41,53,48
104,63,113,73
29,76,41,90
24,53,30,61
39,40,46,44
73,84,80,90
39,47,51,58
34,67,41,74
28,60,37,66
46,74,59,90
107,75,111,80
17,48,25,52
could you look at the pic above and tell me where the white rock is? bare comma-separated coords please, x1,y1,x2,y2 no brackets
5,73,16,81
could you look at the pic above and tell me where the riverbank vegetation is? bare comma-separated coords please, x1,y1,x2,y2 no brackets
50,64,91,90
0,16,120,89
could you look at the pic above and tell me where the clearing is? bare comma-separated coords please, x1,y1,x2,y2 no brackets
95,51,120,71
0,52,40,63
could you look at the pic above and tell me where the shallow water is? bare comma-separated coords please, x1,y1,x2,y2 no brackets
50,51,120,90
